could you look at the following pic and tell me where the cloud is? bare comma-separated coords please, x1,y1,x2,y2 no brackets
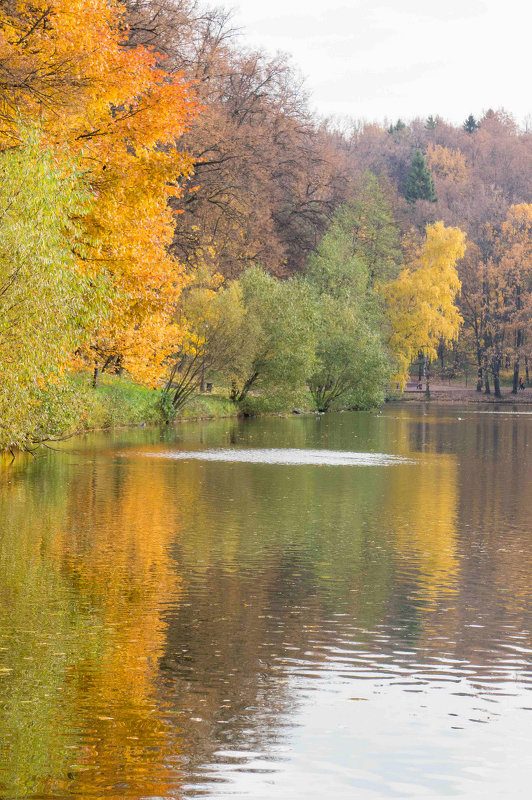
232,0,532,123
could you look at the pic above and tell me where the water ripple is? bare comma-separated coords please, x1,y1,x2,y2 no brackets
141,448,413,466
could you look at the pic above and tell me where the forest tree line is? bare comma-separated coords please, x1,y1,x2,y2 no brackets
0,0,530,450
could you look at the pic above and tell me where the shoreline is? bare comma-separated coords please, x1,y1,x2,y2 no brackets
3,378,532,459
397,383,532,405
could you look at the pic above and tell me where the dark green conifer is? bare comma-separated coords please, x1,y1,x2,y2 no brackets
404,149,436,204
463,114,479,134
425,115,436,130
387,118,406,135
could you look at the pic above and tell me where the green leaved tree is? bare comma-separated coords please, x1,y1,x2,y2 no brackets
162,277,247,414
304,188,396,410
227,267,317,405
307,297,389,412
0,132,99,451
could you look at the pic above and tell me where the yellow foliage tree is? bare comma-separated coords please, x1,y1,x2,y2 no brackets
426,143,468,182
383,221,466,391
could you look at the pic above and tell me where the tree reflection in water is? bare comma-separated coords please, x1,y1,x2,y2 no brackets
0,408,530,798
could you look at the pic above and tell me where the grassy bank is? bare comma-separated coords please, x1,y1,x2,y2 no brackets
17,370,531,454
67,373,320,434
68,372,238,432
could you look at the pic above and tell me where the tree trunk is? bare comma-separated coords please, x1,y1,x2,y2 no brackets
92,366,99,389
476,348,483,392
483,358,491,394
438,340,445,369
492,358,501,398
102,355,114,373
236,372,259,403
424,354,430,399
526,356,530,386
511,357,519,394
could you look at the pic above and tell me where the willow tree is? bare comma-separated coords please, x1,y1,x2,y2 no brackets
162,278,246,414
307,298,389,411
227,267,317,404
0,135,96,451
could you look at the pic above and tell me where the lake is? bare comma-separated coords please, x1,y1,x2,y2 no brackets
0,404,531,798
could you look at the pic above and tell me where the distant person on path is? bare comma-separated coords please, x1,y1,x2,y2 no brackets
519,376,525,390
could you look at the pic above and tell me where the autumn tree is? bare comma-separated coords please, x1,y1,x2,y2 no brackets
383,222,466,395
426,143,468,183
500,204,532,392
472,109,531,205
346,110,532,246
124,0,346,278
457,205,532,397
456,242,490,391
486,204,532,395
0,0,200,383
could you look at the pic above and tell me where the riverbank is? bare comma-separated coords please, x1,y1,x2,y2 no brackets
69,372,239,431
65,372,317,435
63,374,532,440
400,381,532,404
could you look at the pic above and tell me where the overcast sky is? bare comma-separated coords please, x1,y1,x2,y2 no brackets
230,0,531,125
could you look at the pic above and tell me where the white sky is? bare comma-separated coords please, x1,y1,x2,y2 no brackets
230,0,531,125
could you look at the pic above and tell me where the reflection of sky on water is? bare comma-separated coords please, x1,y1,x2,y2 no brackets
186,627,532,798
263,675,531,799
141,448,414,466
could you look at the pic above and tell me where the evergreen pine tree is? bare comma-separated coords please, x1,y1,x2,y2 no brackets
463,114,479,134
404,150,436,204
387,119,406,135
425,115,437,130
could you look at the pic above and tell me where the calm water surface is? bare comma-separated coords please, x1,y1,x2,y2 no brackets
0,405,531,799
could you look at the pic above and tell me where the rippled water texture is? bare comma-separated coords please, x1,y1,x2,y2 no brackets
142,447,413,466
0,405,531,798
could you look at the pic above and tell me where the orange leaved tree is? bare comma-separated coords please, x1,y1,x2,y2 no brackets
0,0,200,383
